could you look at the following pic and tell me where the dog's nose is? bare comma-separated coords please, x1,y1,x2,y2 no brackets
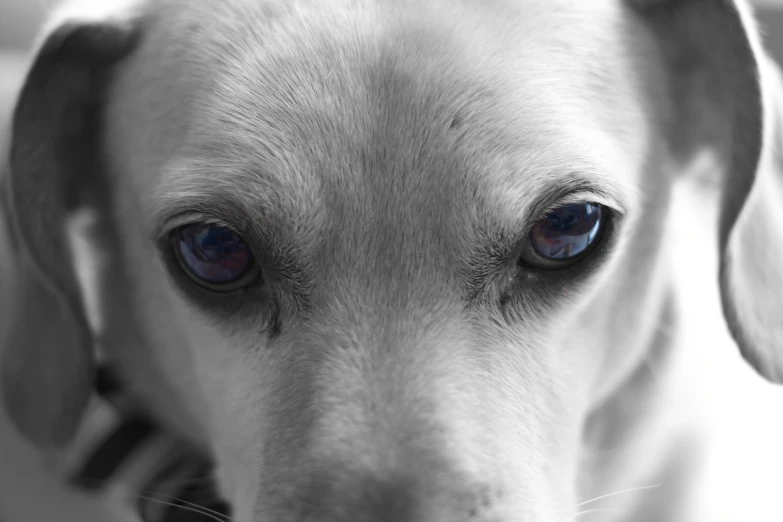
298,474,420,522
257,470,497,522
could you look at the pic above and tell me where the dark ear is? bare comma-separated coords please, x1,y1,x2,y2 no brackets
627,0,783,383
719,55,783,383
1,14,140,447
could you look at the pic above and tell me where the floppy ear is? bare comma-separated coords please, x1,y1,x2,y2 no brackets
627,0,783,383
720,54,783,383
1,10,141,447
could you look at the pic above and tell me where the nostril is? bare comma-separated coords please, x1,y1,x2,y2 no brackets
464,484,500,519
357,478,418,522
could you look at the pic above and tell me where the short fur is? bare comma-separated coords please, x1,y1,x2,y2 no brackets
1,0,782,521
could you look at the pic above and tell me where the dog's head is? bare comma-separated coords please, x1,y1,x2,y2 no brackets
2,0,782,520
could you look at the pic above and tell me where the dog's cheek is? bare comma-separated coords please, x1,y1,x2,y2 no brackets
195,334,272,513
107,195,278,503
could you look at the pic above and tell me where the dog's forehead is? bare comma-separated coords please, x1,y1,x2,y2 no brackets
128,0,647,252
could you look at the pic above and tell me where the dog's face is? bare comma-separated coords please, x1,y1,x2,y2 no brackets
2,0,782,520
108,3,656,518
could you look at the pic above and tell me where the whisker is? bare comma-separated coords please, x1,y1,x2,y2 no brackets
136,494,231,522
577,483,662,507
138,488,229,521
70,474,217,490
157,483,223,497
146,474,219,488
566,507,626,520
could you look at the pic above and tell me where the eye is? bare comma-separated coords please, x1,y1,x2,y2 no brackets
172,223,261,291
525,202,605,267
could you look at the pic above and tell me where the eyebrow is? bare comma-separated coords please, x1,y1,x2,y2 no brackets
153,155,627,236
149,156,291,241
524,175,626,225
151,188,259,241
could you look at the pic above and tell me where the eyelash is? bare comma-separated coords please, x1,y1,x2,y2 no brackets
157,216,236,243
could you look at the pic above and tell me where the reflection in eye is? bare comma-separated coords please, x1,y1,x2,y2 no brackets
175,224,254,285
529,203,603,261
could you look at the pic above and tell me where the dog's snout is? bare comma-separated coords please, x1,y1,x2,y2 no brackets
239,313,538,521
258,470,502,522
296,473,420,522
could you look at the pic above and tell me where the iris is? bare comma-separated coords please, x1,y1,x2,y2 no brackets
529,203,603,261
175,223,255,287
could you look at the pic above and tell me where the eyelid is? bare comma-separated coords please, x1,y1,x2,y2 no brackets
515,188,622,251
531,191,624,225
551,191,624,215
155,213,237,241
149,187,259,244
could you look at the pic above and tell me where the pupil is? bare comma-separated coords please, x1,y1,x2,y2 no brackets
530,203,603,261
554,210,577,230
178,224,252,284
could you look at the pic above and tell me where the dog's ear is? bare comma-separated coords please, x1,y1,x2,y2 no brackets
1,7,142,447
627,0,783,383
720,55,783,384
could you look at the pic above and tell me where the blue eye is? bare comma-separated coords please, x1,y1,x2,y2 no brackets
173,223,259,290
529,203,604,262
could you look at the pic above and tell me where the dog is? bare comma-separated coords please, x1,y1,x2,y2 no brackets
1,0,782,520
